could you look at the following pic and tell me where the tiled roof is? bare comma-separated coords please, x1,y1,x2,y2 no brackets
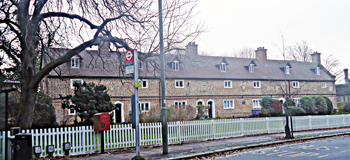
47,48,335,81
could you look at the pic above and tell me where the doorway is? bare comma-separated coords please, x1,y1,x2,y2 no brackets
114,102,124,123
207,100,215,118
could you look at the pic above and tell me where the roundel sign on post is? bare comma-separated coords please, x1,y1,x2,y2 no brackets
125,50,134,64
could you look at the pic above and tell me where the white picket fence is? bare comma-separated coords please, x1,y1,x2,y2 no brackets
1,114,350,159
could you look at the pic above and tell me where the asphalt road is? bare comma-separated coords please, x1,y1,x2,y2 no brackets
213,136,350,160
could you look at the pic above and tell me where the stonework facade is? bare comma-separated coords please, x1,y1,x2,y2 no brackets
44,44,337,124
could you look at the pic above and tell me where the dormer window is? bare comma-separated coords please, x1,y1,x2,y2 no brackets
316,67,320,75
172,61,179,71
71,56,80,68
285,66,290,74
249,64,254,73
220,63,226,72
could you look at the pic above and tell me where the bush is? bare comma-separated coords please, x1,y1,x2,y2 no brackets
283,98,295,113
260,108,270,117
285,106,306,116
343,103,350,112
321,95,333,114
315,96,327,115
260,96,274,115
271,100,282,115
338,102,346,111
196,105,210,119
32,92,57,128
300,95,316,114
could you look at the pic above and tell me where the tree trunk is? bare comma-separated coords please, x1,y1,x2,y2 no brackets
15,85,37,129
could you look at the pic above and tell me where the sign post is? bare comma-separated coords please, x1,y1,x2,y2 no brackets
126,50,141,158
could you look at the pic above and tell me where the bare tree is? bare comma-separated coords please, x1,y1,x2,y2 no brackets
286,41,313,62
231,47,255,58
0,0,204,129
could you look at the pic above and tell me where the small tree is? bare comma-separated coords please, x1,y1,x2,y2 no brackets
300,95,316,114
343,103,350,112
60,81,114,125
260,96,274,115
314,96,327,115
321,95,333,114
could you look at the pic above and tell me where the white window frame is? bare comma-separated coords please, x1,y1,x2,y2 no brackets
175,80,184,88
293,98,301,107
220,63,226,72
285,66,290,74
172,61,179,71
70,79,83,89
71,56,80,68
322,82,327,88
139,102,151,112
68,104,76,115
253,81,261,88
252,99,261,108
293,81,299,88
141,79,148,88
223,100,234,109
249,64,254,73
316,67,320,75
174,101,187,109
224,80,232,88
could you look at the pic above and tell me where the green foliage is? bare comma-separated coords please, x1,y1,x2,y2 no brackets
271,100,282,116
315,96,327,115
60,81,114,125
260,108,270,117
32,92,57,128
300,95,316,114
321,95,333,114
338,102,346,111
343,103,350,112
196,105,210,119
260,96,274,116
285,106,306,116
283,98,296,108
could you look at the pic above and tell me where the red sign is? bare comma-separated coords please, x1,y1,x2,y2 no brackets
125,50,134,64
93,112,110,131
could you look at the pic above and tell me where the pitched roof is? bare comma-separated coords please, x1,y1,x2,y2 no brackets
47,48,335,81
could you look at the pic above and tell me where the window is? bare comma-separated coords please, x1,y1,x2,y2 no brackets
249,64,254,73
175,80,184,88
70,79,83,89
139,102,150,112
293,98,300,107
68,104,76,115
252,99,261,108
172,61,179,71
224,80,232,88
253,81,261,88
220,63,226,72
285,66,290,74
174,101,187,109
141,79,148,88
71,56,80,68
223,100,234,109
316,67,320,75
293,81,299,88
322,83,327,88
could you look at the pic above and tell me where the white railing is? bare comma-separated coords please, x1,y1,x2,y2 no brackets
1,114,350,159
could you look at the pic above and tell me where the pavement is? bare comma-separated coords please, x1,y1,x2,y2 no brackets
60,128,350,160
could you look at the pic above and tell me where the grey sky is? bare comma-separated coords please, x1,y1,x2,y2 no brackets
195,0,350,78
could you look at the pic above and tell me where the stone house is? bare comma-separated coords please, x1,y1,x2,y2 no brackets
42,43,337,124
336,69,350,102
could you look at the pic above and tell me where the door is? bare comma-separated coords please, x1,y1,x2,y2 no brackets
208,101,213,118
115,103,122,123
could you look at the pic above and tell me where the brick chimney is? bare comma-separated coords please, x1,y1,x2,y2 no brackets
186,42,198,60
255,47,267,64
311,51,321,63
344,68,349,84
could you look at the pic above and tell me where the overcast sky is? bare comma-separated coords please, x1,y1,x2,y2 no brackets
194,0,350,80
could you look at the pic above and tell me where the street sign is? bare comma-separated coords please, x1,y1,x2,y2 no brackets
125,50,134,64
126,65,134,74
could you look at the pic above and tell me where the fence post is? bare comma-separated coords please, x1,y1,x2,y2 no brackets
266,117,270,133
308,115,312,129
82,126,86,154
326,115,329,128
211,120,215,139
342,115,345,126
176,121,181,143
348,114,350,126
240,118,244,136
